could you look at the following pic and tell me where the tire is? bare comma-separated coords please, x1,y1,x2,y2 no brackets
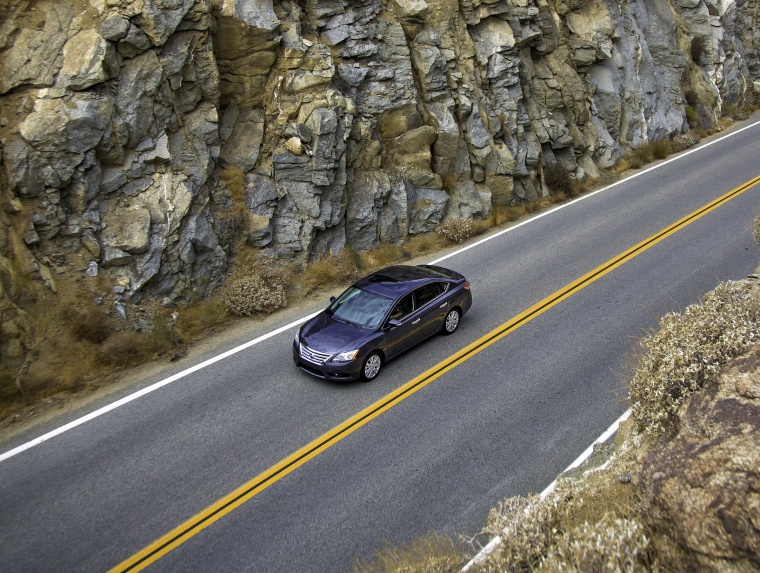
442,308,461,335
361,351,382,381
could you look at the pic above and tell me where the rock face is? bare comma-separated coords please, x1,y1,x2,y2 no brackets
638,344,760,571
0,0,758,364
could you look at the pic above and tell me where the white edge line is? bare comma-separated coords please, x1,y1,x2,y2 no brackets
461,409,632,571
3,118,758,464
0,311,320,463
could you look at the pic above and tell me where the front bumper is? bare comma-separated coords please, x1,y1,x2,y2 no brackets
293,343,363,381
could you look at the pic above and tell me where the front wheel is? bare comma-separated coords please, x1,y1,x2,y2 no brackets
442,308,461,335
362,351,382,381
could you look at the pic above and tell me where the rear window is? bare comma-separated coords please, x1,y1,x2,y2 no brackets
415,282,448,307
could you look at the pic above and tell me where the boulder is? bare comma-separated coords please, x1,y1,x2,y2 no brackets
638,345,760,572
101,204,152,256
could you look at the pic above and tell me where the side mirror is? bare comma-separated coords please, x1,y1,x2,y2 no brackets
330,296,336,303
387,319,402,329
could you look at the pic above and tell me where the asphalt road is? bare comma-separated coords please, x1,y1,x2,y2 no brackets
2,117,759,572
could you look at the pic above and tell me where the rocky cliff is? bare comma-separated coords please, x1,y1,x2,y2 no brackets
0,0,758,370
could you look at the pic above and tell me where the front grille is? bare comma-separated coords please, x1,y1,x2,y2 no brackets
300,344,331,365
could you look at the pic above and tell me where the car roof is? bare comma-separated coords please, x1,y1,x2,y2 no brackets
356,265,455,298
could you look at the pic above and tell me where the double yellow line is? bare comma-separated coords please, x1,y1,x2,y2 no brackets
111,174,760,572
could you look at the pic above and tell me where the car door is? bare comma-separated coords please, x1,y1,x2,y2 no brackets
412,282,450,339
384,292,425,360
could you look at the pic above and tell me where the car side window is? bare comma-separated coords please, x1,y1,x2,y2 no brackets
414,282,448,308
389,293,415,320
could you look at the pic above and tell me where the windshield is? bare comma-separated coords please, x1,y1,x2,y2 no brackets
329,287,394,328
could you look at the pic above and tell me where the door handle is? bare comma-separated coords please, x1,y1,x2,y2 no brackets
439,302,448,308
412,318,420,324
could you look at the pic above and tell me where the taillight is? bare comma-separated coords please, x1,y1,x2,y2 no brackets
463,281,470,290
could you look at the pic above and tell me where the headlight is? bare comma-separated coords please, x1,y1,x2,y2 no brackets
332,349,360,362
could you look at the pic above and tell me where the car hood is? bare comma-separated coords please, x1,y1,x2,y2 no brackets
301,312,373,354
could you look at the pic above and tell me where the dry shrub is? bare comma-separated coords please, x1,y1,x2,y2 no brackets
543,162,573,196
629,280,760,437
351,532,464,573
436,218,473,244
633,145,654,164
478,472,651,573
222,253,292,316
651,139,670,160
62,304,111,344
538,516,652,572
223,276,287,317
483,494,565,570
753,211,760,246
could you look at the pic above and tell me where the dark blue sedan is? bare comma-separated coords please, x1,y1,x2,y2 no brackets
293,264,472,381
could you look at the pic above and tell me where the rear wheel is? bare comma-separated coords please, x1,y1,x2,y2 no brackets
362,351,382,381
442,308,460,335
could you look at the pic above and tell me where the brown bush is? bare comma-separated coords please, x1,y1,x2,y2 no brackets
96,331,154,367
62,304,111,344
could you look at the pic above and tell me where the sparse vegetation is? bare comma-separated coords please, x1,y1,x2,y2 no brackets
615,138,675,172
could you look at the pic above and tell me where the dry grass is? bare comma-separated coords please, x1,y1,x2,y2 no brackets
351,532,465,573
221,166,247,216
300,249,363,292
405,232,449,255
360,244,409,270
176,299,229,340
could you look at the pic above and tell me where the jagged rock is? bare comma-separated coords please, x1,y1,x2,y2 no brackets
0,0,757,308
57,29,119,91
638,345,760,572
133,0,197,46
0,2,73,94
408,187,448,234
116,51,165,148
246,174,279,247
